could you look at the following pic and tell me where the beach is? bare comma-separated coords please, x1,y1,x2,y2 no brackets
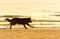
0,28,60,39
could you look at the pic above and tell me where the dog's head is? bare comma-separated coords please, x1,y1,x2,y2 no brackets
27,17,32,23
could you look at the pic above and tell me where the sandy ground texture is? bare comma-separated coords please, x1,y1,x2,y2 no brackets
0,28,60,39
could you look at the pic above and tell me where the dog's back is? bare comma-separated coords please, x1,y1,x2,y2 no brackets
11,17,32,24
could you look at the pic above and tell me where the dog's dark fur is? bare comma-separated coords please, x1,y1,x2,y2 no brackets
5,17,34,29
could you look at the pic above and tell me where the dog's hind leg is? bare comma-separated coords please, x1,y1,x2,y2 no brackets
10,24,12,29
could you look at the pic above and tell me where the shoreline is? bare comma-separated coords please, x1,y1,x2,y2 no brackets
0,28,60,39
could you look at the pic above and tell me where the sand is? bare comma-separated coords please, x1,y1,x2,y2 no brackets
0,28,60,39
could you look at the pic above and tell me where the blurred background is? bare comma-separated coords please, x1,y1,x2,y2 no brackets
0,0,60,28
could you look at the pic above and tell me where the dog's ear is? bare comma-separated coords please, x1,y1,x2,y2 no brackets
28,17,31,18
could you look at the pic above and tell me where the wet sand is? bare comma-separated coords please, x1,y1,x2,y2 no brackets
0,28,60,39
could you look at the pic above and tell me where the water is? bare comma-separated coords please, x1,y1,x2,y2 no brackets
0,21,60,28
0,17,60,28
